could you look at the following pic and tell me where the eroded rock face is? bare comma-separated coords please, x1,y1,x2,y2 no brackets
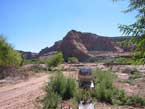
60,30,90,61
77,32,117,51
38,30,125,61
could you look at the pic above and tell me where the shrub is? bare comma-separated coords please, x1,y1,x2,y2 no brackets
43,71,77,108
134,52,145,65
93,69,126,105
93,69,114,89
51,72,67,98
67,57,79,63
51,72,77,100
75,89,92,103
123,71,143,85
126,96,145,106
114,56,145,65
43,86,60,109
114,57,129,64
0,35,22,67
93,69,145,106
122,67,139,74
47,52,64,70
63,78,77,100
93,69,114,103
129,72,143,80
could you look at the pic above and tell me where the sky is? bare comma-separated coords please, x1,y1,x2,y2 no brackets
0,0,136,52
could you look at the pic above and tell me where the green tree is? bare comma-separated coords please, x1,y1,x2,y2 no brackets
47,52,64,70
0,35,22,67
113,0,145,63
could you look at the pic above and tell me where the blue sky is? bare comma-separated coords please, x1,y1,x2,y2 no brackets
0,0,136,52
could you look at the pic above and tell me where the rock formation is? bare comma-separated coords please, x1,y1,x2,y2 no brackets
38,30,124,61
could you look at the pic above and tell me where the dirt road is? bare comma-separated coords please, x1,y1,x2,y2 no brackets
0,74,49,109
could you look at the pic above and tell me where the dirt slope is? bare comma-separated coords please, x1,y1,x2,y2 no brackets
0,74,49,109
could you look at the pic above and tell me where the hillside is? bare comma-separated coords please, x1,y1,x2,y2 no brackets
38,30,127,61
21,30,128,61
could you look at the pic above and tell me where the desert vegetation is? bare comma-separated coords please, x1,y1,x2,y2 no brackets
113,57,145,65
67,56,79,63
0,35,23,79
47,52,64,70
0,0,144,109
0,35,22,67
42,67,145,108
43,71,77,109
93,69,145,106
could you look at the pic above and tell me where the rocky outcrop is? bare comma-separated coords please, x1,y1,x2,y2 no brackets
75,32,117,51
38,30,125,61
60,30,91,61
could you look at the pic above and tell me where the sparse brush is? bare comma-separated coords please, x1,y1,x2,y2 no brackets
93,69,118,104
43,87,60,109
125,96,145,106
92,68,145,106
43,71,77,109
123,70,143,85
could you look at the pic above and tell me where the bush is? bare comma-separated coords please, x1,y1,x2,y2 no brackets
93,69,145,106
0,35,22,67
43,86,60,109
114,57,145,65
129,72,143,80
122,67,138,74
51,72,77,100
43,71,77,108
126,96,145,106
93,69,116,104
67,57,79,63
47,52,64,70
123,71,143,85
134,52,145,65
75,89,92,103
93,69,126,105
114,57,129,64
63,78,77,100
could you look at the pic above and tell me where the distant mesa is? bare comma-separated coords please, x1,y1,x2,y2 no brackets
18,51,38,59
20,30,129,62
